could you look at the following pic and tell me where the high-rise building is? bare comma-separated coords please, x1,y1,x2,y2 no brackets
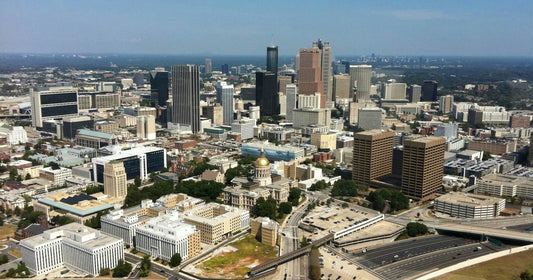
350,65,372,101
137,115,156,140
409,84,422,103
286,84,297,122
104,161,127,198
382,83,407,100
352,130,394,185
150,68,169,107
358,108,382,130
62,116,93,140
421,80,438,101
278,76,292,95
204,58,212,74
267,45,278,74
221,64,229,74
172,65,201,133
439,95,454,114
255,71,279,116
333,74,351,100
231,118,256,140
31,87,79,128
202,103,224,125
315,39,333,102
133,73,145,87
216,82,235,125
298,48,325,108
402,136,445,200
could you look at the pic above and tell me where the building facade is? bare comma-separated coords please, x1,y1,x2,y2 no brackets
352,130,394,185
31,87,79,127
172,65,201,133
350,65,372,101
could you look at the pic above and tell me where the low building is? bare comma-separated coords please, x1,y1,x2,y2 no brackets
34,192,114,224
200,170,225,184
39,166,72,186
75,129,118,149
310,132,337,151
475,174,533,199
136,212,201,262
182,203,249,245
251,217,278,247
467,139,515,155
20,223,123,276
434,192,505,219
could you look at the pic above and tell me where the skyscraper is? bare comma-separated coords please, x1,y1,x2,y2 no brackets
298,47,325,108
216,82,235,125
352,130,394,185
150,68,169,124
104,161,127,198
267,45,278,74
382,83,407,100
172,65,201,133
255,71,279,116
350,65,372,101
204,58,212,74
31,87,79,128
332,74,351,100
286,84,298,122
439,95,454,114
221,64,229,74
421,80,438,101
409,84,422,103
315,39,333,102
402,136,445,200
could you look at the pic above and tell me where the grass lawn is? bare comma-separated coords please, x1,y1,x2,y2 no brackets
200,234,278,279
0,225,17,240
439,249,533,280
8,249,21,258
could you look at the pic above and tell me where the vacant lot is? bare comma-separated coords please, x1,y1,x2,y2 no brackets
440,249,533,280
0,225,17,240
196,235,278,279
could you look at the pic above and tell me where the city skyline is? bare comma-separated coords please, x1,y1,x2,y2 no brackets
0,0,531,57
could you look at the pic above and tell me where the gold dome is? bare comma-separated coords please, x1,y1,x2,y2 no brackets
254,149,270,167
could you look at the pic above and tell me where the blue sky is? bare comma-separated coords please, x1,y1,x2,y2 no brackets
1,0,532,56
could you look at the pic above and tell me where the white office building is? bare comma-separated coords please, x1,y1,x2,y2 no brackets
249,106,260,120
31,87,79,127
20,223,124,276
216,82,235,125
231,118,256,140
136,212,201,262
286,84,297,122
382,83,407,100
0,126,27,145
349,65,372,101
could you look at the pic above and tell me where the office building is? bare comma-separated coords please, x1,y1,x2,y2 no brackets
298,48,325,107
434,123,458,140
20,223,123,276
182,203,250,244
231,118,256,140
242,142,305,161
358,108,383,130
350,65,372,101
333,74,351,100
409,84,422,103
439,95,454,114
293,108,331,128
39,166,72,186
92,146,166,184
310,132,337,151
202,103,224,125
96,82,116,92
382,83,407,100
286,84,297,122
94,93,120,109
434,193,505,219
510,115,531,128
315,39,333,102
221,64,229,74
278,76,292,95
103,162,127,198
216,82,234,125
204,58,212,74
352,130,394,185
267,45,278,74
255,71,279,116
0,126,27,145
150,68,169,107
31,87,79,127
133,73,145,87
94,121,119,134
172,65,201,133
421,80,438,101
249,106,260,120
251,217,278,247
137,115,156,140
136,212,201,262
402,137,445,200
298,92,322,109
75,129,117,149
78,94,92,110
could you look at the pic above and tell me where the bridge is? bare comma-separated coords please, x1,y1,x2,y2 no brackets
248,233,334,277
435,223,533,244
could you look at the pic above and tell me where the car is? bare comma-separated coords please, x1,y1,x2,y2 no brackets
357,267,363,270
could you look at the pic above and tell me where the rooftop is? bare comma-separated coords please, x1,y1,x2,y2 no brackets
436,192,505,207
77,129,114,140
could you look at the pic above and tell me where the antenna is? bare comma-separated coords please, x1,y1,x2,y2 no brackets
270,34,274,46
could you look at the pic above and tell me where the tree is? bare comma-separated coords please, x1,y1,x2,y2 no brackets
9,168,18,181
279,202,293,214
51,215,74,226
406,222,428,237
134,176,142,188
331,179,366,197
139,255,151,277
367,189,409,213
288,188,302,206
251,197,277,219
309,180,329,191
24,173,31,180
0,254,8,265
0,165,7,173
300,236,310,248
99,267,110,276
520,270,533,280
170,253,182,267
84,184,104,195
14,206,21,216
16,175,22,182
112,259,132,277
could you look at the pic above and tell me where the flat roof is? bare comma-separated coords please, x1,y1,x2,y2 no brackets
436,192,504,207
38,192,113,217
92,146,164,164
77,129,114,140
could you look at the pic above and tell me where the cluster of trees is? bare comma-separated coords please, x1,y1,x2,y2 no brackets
521,270,533,280
4,263,30,278
188,158,218,177
84,185,104,195
112,259,132,277
170,253,182,267
139,255,151,277
309,180,330,191
330,180,368,197
17,206,45,229
0,254,8,265
288,188,301,206
367,189,409,213
250,196,296,220
51,215,74,226
123,179,225,208
84,211,107,229
406,222,429,237
225,165,253,184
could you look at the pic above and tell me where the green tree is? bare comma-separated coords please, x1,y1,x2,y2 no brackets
367,189,409,213
300,236,310,248
112,259,132,277
520,270,533,280
406,222,428,237
134,176,142,188
251,197,277,219
51,215,74,226
0,254,8,265
288,188,302,206
14,206,21,216
279,202,293,214
170,253,182,267
84,184,104,195
0,165,7,173
309,180,329,191
331,179,366,197
24,173,31,180
9,168,18,181
139,255,151,277
99,267,110,276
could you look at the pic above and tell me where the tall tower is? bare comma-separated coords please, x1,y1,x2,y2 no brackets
216,82,235,125
267,46,278,74
421,80,438,101
315,39,333,102
402,136,445,200
298,47,325,108
150,68,169,107
350,65,372,101
172,65,201,133
204,59,212,74
286,84,298,122
255,71,279,116
104,161,127,198
352,130,394,185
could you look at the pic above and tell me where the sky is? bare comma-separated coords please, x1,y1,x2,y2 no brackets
1,0,532,57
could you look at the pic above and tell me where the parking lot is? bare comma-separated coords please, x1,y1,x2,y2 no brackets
318,247,379,280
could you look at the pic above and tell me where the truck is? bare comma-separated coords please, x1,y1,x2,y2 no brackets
474,246,482,252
